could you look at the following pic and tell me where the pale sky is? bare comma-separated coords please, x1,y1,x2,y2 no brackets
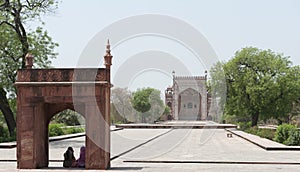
41,0,300,93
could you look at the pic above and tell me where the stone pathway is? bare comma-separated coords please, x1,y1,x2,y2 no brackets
1,126,300,171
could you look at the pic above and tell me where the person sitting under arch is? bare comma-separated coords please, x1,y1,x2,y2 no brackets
76,146,85,168
63,147,76,168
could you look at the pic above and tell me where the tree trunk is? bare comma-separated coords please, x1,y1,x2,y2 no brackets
251,111,259,127
278,118,283,125
0,87,16,136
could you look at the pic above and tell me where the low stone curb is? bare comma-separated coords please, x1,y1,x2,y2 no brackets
116,123,237,129
124,160,300,165
225,128,300,151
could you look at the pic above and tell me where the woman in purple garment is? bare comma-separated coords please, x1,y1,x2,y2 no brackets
76,146,85,168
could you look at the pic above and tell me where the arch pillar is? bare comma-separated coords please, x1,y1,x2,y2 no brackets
16,101,48,168
85,86,110,169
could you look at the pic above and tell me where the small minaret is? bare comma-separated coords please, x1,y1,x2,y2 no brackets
104,39,113,69
25,53,33,69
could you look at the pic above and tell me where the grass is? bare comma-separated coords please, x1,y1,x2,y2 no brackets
49,123,85,137
0,124,85,143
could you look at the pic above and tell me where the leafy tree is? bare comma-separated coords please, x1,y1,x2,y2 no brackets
0,0,59,135
208,61,227,120
214,47,300,126
111,87,134,123
110,103,125,124
274,66,300,123
292,99,300,114
131,88,165,123
132,88,152,113
50,110,83,126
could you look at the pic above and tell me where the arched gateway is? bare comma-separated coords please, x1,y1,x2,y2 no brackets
15,41,112,169
165,71,210,120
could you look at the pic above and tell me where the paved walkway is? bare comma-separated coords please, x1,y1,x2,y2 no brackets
1,127,300,171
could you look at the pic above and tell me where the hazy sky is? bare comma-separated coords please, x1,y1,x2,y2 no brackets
41,0,300,92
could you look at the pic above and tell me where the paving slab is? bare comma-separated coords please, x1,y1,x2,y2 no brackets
1,128,300,172
121,129,300,163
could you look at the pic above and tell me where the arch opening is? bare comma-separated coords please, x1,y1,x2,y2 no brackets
48,108,86,168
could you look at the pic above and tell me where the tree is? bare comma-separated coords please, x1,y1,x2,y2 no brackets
216,47,300,126
0,0,59,135
50,109,82,126
111,87,133,123
291,98,300,121
110,103,122,124
273,66,300,123
131,88,165,123
208,61,227,121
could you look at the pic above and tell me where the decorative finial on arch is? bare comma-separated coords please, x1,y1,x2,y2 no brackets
106,39,111,56
25,53,33,69
104,39,113,69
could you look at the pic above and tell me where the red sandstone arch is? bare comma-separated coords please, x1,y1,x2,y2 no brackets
15,42,113,169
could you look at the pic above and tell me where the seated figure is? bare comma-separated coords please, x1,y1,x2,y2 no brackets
76,146,85,168
63,147,76,168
